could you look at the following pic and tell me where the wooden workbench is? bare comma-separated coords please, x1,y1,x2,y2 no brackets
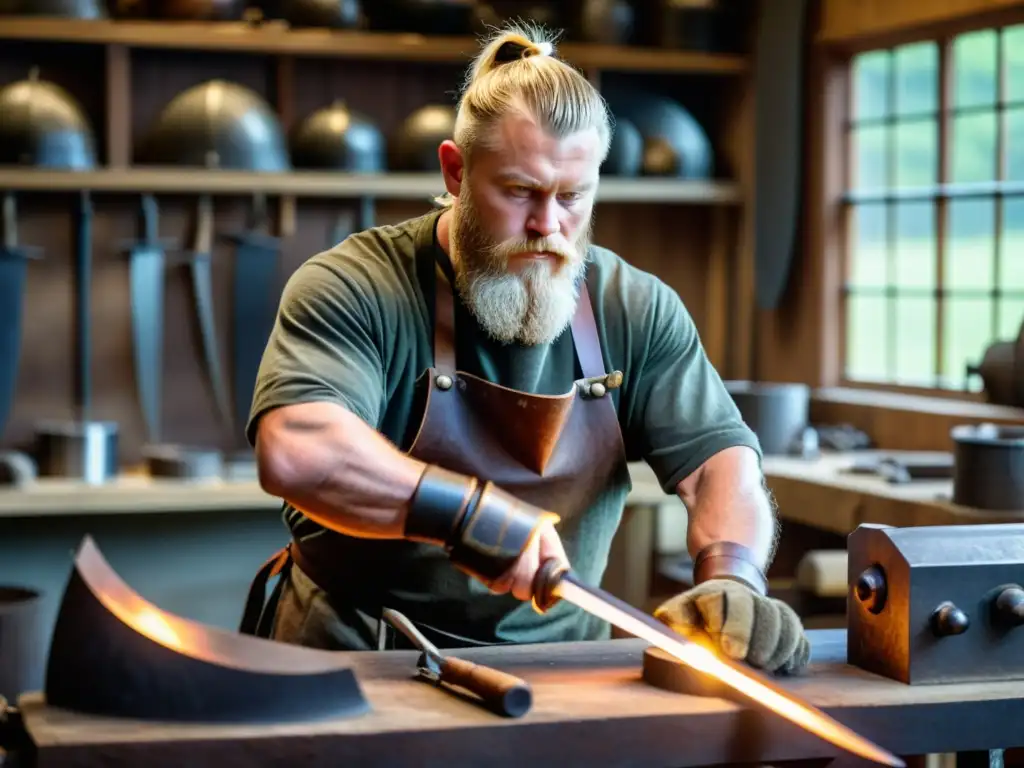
14,630,1024,768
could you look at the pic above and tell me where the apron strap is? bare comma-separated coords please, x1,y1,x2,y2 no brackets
238,546,292,636
432,249,606,381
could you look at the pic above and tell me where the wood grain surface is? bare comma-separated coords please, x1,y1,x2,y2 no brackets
16,630,1024,767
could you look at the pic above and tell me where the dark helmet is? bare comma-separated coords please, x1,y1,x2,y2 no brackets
0,70,98,169
290,101,384,172
136,79,290,171
387,104,457,172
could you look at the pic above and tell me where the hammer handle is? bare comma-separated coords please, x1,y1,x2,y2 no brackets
438,657,532,718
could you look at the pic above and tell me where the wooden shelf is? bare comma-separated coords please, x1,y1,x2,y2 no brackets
0,18,749,74
0,168,742,203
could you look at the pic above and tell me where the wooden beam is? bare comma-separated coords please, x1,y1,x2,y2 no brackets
0,169,742,204
0,18,748,74
818,0,1024,49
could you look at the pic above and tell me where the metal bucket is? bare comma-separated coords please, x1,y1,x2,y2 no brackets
725,380,810,456
34,419,119,484
0,586,43,703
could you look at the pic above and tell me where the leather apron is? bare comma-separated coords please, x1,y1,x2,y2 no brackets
240,242,629,649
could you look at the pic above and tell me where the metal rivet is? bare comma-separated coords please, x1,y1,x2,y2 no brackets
590,382,606,398
436,374,453,391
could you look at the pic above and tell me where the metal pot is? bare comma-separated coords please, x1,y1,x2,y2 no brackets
951,424,1024,511
277,0,361,27
601,115,643,176
34,419,119,485
0,586,43,703
725,380,810,456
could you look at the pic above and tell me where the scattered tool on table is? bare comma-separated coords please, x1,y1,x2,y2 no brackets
532,560,904,768
381,608,532,718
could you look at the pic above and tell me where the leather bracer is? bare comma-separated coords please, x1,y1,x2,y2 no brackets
692,541,768,596
404,465,558,583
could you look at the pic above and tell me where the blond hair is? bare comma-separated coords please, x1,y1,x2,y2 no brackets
435,22,612,207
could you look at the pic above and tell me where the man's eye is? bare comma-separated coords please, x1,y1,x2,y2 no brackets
558,192,582,203
509,186,532,197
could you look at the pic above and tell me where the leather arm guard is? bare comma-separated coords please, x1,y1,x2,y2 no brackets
403,465,559,583
692,541,768,596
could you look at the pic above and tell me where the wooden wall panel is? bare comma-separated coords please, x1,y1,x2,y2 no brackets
0,41,729,466
818,0,1024,46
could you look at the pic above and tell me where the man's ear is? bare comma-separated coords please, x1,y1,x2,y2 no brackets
439,140,464,198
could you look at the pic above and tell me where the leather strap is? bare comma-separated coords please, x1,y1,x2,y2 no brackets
692,541,769,596
433,259,456,373
432,251,605,379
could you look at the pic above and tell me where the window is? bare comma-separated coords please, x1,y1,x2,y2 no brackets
842,25,1024,392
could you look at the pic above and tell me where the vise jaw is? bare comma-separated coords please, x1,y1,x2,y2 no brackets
847,522,1024,685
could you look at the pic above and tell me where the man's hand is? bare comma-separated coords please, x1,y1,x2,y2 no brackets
487,517,569,602
653,579,810,675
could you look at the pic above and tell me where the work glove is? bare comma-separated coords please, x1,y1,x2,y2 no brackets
653,579,811,675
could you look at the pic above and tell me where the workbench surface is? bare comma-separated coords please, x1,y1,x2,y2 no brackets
17,630,1024,768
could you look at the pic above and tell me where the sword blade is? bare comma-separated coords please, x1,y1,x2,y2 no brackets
553,573,904,768
129,244,164,443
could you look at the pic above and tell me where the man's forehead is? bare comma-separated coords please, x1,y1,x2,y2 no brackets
485,113,601,179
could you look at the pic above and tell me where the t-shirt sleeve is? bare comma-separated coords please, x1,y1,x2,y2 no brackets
245,253,385,447
625,279,762,494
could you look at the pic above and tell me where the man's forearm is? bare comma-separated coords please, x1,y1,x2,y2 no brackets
676,445,778,571
255,401,428,539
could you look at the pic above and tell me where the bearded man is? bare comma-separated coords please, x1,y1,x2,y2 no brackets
240,23,810,675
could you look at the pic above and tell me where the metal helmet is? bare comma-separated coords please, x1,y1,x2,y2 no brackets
290,101,384,172
387,104,456,172
0,0,106,19
605,89,713,180
0,71,98,169
136,79,290,171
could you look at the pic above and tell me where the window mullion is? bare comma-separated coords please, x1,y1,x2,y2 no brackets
994,27,1007,346
935,38,952,386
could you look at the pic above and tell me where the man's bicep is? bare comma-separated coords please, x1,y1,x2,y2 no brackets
629,287,761,493
247,263,385,445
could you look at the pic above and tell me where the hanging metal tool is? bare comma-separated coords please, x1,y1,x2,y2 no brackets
188,194,232,433
124,194,174,445
223,191,280,434
0,191,43,438
329,196,375,249
34,190,120,484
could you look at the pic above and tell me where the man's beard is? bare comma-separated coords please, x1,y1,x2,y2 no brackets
448,186,592,347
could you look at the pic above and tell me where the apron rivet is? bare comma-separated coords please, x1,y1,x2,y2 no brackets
436,374,453,390
590,382,606,398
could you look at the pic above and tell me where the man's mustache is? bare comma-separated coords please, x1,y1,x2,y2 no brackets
488,237,576,262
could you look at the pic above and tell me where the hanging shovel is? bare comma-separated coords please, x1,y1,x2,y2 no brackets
122,194,177,445
187,193,233,435
0,191,43,439
223,192,282,436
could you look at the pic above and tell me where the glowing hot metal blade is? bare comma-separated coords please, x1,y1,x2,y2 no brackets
550,572,904,768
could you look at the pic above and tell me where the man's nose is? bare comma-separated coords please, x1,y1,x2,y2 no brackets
527,199,560,238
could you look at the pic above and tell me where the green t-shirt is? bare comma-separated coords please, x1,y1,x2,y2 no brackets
247,207,761,645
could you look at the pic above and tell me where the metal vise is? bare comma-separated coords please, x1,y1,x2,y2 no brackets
847,522,1024,685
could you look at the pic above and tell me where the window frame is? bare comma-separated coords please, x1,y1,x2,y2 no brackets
825,10,1024,402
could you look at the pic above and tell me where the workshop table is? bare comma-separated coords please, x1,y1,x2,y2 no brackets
14,629,1022,768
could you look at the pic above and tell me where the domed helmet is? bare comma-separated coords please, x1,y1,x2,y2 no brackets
0,70,98,169
136,79,290,171
289,100,384,172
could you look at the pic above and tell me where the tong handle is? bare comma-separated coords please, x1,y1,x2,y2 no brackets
439,657,532,718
